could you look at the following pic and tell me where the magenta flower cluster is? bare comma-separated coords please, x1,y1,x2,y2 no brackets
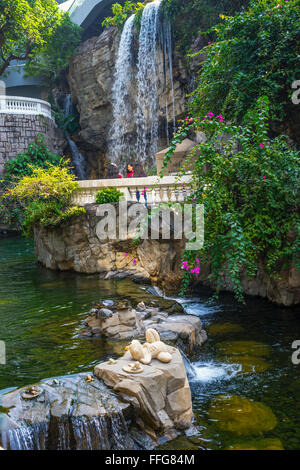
182,259,201,274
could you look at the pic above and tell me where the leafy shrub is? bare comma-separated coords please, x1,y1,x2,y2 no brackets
95,188,123,204
22,201,85,237
162,97,300,301
188,0,300,136
102,1,146,29
6,163,84,236
4,134,62,183
162,0,248,53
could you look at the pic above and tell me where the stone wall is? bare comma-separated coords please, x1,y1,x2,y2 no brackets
0,113,65,174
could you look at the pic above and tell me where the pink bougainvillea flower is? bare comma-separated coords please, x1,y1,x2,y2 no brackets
263,176,266,179
207,112,214,117
259,143,265,148
133,259,137,264
124,253,129,257
186,267,189,271
196,258,200,264
188,118,194,124
208,42,211,45
182,183,185,187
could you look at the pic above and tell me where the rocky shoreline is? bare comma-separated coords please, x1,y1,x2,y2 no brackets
34,203,300,306
80,300,207,356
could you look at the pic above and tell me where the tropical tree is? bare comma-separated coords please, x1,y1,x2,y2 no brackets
0,0,81,80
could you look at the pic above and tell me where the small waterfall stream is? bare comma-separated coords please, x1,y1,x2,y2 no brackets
2,412,130,450
64,94,86,180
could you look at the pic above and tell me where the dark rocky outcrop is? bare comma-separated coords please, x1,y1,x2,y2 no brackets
0,373,135,450
33,203,300,306
0,351,195,450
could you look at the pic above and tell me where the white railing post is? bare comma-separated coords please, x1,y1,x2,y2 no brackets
71,175,193,207
0,95,53,120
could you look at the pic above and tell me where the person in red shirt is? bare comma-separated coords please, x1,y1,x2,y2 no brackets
127,164,134,178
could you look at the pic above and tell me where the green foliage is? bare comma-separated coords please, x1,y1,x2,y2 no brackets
102,1,146,29
22,200,85,237
0,135,66,229
95,187,123,204
189,0,300,130
0,0,81,83
163,97,300,301
161,0,248,53
52,107,80,135
5,163,84,236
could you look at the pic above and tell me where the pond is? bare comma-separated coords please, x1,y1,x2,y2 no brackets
0,237,299,450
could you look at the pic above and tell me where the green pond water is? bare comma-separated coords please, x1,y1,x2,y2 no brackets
1,237,300,450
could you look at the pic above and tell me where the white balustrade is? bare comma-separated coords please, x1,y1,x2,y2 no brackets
71,175,194,206
0,95,53,120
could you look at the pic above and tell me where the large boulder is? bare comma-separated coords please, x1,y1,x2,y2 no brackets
0,373,134,450
94,347,193,434
68,28,187,177
80,300,206,355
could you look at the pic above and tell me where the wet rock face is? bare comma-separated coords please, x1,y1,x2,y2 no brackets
95,348,193,434
34,203,186,293
68,27,187,177
0,373,134,450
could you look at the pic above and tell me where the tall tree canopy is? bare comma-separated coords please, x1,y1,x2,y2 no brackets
0,0,81,80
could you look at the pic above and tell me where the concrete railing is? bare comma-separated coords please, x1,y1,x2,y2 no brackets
71,175,193,206
0,96,53,120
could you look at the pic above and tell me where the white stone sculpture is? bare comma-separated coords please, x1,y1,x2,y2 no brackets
129,329,172,365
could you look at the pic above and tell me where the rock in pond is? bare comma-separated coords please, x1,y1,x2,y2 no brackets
95,347,193,434
0,373,135,450
80,300,206,355
0,350,195,450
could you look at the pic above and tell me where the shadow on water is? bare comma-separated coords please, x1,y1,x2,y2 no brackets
1,237,300,450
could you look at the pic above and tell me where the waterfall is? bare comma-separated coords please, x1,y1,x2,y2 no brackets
108,14,135,165
108,1,176,169
160,19,176,143
2,412,130,450
136,0,161,167
63,94,87,180
2,423,48,450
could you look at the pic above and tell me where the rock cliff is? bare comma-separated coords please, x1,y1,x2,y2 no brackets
33,203,300,306
68,27,187,177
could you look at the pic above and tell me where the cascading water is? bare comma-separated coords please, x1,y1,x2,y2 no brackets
108,1,176,169
160,18,176,145
2,413,130,450
63,94,86,180
136,0,161,166
108,14,135,165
